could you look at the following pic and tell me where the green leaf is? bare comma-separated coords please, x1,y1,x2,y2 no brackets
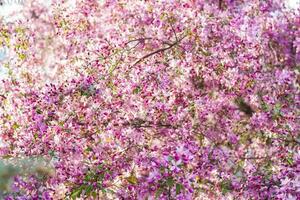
133,86,141,94
286,157,293,166
108,63,117,75
12,122,20,130
220,180,232,195
84,146,93,153
106,189,115,194
272,103,282,119
188,102,196,117
167,156,173,162
176,183,183,195
126,175,138,185
58,121,64,127
70,186,84,199
98,172,105,181
84,171,95,182
33,133,38,140
199,48,211,57
18,53,26,60
91,191,97,198
85,185,93,196
155,187,164,199
48,150,55,157
261,102,269,111
97,164,103,169
166,177,174,187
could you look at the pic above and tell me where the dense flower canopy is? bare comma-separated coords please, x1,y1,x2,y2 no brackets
0,0,299,199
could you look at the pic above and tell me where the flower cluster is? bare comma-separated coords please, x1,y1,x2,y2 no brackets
0,0,299,199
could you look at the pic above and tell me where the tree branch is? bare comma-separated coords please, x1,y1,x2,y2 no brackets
124,37,154,46
130,35,186,68
122,118,179,129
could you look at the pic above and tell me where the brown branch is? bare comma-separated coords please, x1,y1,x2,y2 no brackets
169,22,178,42
130,35,186,68
240,156,269,160
271,136,300,145
122,119,179,129
124,37,154,46
219,0,223,9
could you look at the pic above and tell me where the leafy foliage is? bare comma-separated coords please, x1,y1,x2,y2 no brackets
0,0,299,199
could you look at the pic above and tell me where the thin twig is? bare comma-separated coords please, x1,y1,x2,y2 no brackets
130,35,186,68
169,22,178,42
240,156,269,160
124,37,154,46
122,119,179,129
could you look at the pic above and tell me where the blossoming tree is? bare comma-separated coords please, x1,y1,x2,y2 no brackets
0,0,299,199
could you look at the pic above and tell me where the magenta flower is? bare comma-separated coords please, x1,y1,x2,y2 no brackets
0,0,298,199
